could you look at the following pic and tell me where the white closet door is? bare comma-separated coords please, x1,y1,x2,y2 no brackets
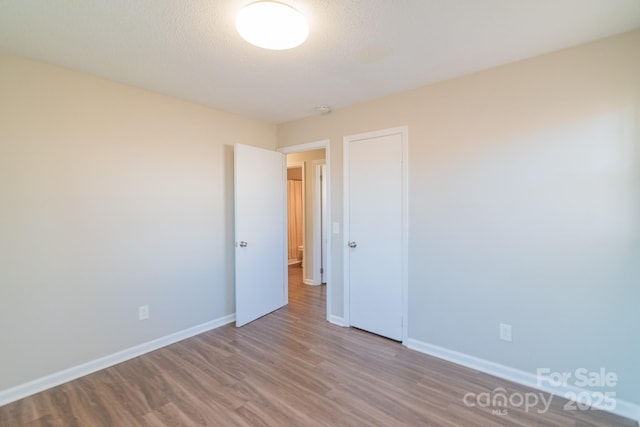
345,129,406,341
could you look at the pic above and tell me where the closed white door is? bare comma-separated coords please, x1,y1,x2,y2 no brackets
344,128,406,341
234,144,286,327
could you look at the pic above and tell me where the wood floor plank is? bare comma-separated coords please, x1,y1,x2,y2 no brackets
1,265,636,426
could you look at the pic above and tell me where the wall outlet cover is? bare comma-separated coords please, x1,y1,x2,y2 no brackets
138,305,150,320
499,323,512,342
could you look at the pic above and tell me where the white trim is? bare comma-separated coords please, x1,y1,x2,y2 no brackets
324,144,331,323
282,154,289,306
303,278,319,286
329,315,346,327
278,140,332,323
400,128,409,342
342,138,351,327
320,164,328,284
405,338,640,423
343,126,409,341
0,314,236,407
312,160,326,286
279,140,326,154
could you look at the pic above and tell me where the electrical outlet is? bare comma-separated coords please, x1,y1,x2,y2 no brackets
138,305,149,320
499,323,512,342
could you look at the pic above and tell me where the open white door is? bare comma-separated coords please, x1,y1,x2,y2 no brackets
234,144,286,327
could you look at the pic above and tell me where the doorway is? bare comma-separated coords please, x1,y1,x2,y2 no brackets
280,140,331,321
286,150,325,286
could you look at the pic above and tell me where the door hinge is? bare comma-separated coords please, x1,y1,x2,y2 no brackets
320,267,324,274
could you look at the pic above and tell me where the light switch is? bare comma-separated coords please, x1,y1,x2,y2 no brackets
332,222,340,234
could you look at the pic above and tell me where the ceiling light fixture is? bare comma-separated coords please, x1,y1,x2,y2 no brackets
236,1,308,50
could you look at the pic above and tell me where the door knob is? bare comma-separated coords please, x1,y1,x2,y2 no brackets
239,241,248,247
348,241,357,248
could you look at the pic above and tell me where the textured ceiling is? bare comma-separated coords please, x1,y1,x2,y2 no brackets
1,1,639,124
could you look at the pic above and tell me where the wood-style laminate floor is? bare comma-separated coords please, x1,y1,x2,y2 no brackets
1,265,636,426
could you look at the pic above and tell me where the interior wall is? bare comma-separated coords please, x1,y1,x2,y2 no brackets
286,149,326,283
277,30,640,404
0,54,276,391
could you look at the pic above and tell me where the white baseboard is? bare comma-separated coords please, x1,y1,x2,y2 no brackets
328,315,345,327
303,278,320,286
288,259,301,265
405,338,640,424
0,313,236,407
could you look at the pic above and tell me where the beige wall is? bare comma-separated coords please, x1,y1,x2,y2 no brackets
0,54,276,391
286,149,326,282
277,30,640,404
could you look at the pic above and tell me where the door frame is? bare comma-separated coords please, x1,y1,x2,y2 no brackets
343,126,409,342
313,160,328,284
279,140,332,322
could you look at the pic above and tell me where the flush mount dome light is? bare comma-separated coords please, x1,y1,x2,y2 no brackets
236,1,308,50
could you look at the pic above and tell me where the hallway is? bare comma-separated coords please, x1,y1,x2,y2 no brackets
287,264,325,323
